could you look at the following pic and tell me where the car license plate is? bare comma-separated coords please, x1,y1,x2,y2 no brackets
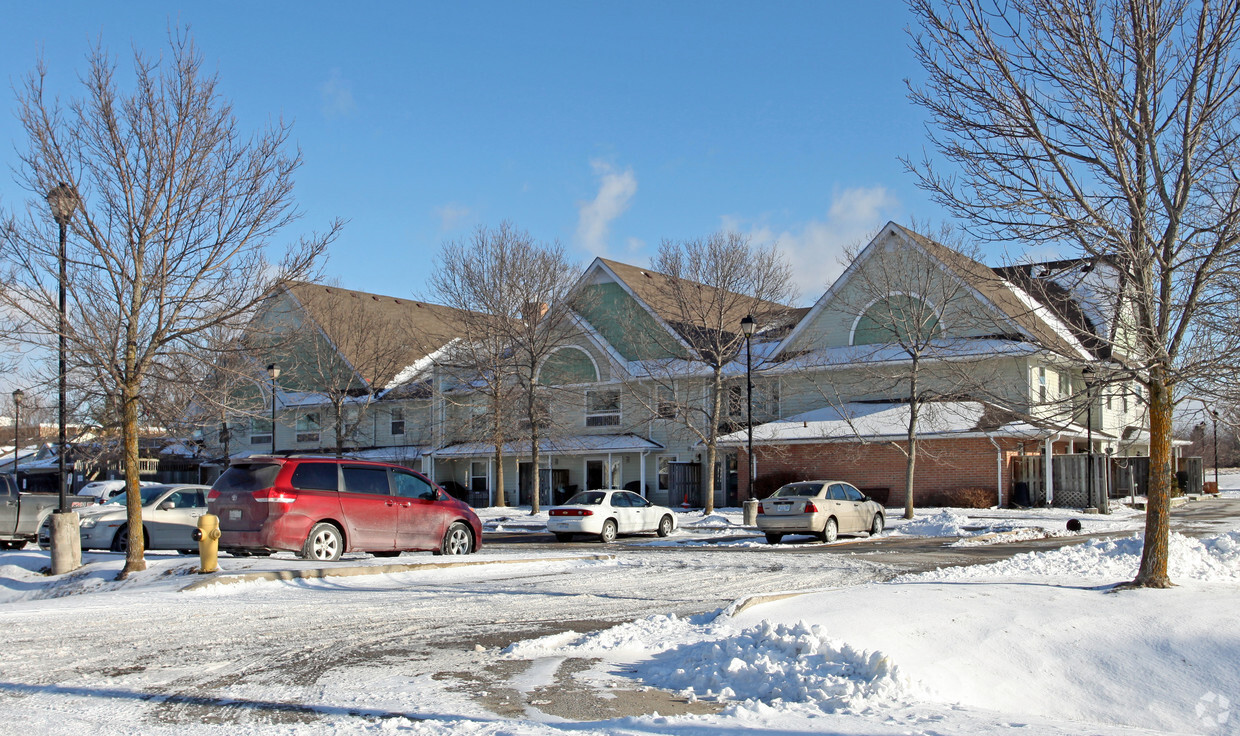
775,503,791,511
228,509,242,521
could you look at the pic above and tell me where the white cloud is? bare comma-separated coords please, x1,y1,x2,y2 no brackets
320,68,355,118
435,203,472,231
724,186,898,303
576,160,637,256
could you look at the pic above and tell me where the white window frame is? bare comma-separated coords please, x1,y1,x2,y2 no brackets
249,416,272,446
296,412,321,444
586,389,621,427
390,406,405,436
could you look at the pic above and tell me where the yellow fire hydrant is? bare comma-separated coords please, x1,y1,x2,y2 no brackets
193,513,222,574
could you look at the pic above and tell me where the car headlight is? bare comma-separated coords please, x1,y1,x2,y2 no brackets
79,517,98,529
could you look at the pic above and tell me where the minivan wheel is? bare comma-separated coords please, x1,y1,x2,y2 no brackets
439,522,472,555
820,517,839,543
301,523,343,562
657,515,674,537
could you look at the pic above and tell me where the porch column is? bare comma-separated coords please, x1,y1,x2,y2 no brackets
488,457,494,507
639,452,647,497
1044,436,1054,505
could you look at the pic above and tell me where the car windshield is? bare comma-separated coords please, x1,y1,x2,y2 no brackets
107,487,169,506
770,482,824,498
564,491,606,506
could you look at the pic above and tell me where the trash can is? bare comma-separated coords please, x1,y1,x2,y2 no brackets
743,498,759,526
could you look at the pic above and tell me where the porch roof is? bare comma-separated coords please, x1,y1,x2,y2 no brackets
433,433,663,459
716,401,1112,446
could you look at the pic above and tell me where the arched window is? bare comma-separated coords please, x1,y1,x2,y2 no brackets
851,294,941,346
537,347,599,385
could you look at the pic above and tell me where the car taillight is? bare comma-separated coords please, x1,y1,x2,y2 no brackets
757,503,764,514
207,489,220,502
804,501,818,513
252,488,297,504
550,509,593,517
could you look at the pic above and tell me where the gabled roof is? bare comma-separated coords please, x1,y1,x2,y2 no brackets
588,257,802,358
284,281,470,391
775,222,1101,360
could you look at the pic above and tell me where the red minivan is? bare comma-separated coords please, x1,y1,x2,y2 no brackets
208,456,482,561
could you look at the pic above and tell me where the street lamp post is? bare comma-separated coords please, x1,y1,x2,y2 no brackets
46,183,80,575
740,315,756,497
267,363,281,455
11,389,23,484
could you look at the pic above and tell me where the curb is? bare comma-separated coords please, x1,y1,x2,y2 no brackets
180,553,616,592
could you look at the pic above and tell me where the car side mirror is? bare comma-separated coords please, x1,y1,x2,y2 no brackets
645,500,653,507
158,501,174,511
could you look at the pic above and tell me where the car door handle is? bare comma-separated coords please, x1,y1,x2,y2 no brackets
399,502,412,508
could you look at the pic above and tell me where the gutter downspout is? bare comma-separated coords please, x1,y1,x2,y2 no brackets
987,435,1004,507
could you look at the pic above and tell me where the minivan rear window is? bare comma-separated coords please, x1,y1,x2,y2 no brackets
214,463,282,493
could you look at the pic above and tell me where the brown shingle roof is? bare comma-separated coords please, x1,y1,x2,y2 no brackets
893,225,1093,358
596,257,796,343
285,281,469,391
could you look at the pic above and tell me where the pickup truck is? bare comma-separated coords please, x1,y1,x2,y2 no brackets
0,474,93,549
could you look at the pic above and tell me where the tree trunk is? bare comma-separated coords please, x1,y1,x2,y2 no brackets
492,407,506,508
1133,368,1174,587
529,380,541,515
904,368,920,521
119,380,146,578
703,368,723,515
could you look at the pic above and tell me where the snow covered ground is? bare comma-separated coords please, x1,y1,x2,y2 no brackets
0,482,1236,734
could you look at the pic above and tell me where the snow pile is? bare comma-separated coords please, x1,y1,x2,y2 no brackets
890,509,973,537
918,530,1240,582
503,613,710,658
634,620,910,712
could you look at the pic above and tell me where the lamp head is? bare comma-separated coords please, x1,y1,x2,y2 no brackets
740,314,755,336
46,183,79,225
11,388,24,407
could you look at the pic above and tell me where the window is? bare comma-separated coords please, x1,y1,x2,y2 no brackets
828,484,847,501
842,485,864,502
586,389,621,427
393,470,435,500
1106,393,1113,410
296,412,320,444
1038,367,1047,403
657,455,676,491
519,397,551,430
755,379,781,421
342,466,389,494
390,407,405,436
657,386,677,419
727,384,745,418
1058,371,1069,397
852,295,941,346
291,463,338,491
249,417,272,446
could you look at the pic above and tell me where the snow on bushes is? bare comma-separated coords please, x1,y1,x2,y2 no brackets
632,620,910,712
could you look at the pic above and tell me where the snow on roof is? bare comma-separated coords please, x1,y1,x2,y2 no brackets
383,340,459,392
345,446,425,462
434,433,663,458
716,401,1103,445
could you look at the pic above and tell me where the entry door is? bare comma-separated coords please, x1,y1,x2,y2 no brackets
586,460,605,490
339,465,398,551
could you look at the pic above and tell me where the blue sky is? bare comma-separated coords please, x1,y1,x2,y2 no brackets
0,1,951,307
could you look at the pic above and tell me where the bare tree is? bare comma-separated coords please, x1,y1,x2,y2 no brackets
907,0,1240,587
821,224,1005,518
429,223,583,513
629,232,796,515
0,33,335,578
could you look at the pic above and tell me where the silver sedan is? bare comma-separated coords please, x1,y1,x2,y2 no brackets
756,480,884,544
40,484,209,553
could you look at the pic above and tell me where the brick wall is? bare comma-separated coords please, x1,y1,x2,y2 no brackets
740,437,1026,508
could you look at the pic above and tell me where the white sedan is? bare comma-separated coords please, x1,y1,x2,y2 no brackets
547,489,677,543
